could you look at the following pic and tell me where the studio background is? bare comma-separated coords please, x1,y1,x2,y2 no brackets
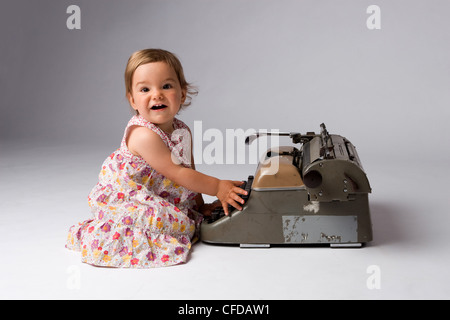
1,0,449,299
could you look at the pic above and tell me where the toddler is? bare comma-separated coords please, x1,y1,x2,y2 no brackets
66,49,247,268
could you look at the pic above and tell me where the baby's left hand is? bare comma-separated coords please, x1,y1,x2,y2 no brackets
199,200,222,216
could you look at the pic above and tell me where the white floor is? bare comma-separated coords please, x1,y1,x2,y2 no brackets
1,140,449,300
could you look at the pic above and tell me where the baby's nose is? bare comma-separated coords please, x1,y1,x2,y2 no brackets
152,90,163,99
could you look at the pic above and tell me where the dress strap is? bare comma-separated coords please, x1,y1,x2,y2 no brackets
120,115,187,154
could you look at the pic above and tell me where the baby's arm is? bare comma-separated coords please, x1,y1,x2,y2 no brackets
128,126,247,215
190,140,223,216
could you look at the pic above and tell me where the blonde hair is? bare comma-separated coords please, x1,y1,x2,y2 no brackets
124,49,197,111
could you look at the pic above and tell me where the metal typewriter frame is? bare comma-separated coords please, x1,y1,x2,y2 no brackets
201,123,373,248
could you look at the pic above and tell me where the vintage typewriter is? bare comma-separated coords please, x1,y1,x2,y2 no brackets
201,123,372,248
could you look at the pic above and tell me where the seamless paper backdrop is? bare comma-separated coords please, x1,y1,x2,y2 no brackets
2,0,449,164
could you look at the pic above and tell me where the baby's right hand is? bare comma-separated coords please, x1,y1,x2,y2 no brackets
216,180,248,215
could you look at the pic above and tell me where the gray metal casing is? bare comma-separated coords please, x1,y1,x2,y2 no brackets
201,124,373,248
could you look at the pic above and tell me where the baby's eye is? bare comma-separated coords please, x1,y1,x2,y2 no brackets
162,83,173,90
140,87,149,93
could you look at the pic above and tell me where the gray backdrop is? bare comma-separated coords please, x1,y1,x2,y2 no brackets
2,0,449,163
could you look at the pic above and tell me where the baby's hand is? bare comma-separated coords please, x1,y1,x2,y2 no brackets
216,180,248,216
198,200,222,216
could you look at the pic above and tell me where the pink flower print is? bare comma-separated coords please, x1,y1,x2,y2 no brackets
159,200,170,207
129,190,137,197
174,206,181,213
98,210,104,220
117,192,125,201
146,252,156,261
100,223,111,233
145,207,154,217
129,161,137,169
159,191,169,198
119,246,128,257
113,232,120,240
174,247,184,255
109,152,115,160
91,239,99,250
124,228,134,237
161,255,169,263
96,194,107,203
180,236,189,245
122,216,133,225
141,167,151,176
174,198,181,204
131,258,139,265
188,192,196,199
116,154,123,162
168,214,175,223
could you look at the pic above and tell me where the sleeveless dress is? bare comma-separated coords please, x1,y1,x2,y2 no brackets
66,115,202,268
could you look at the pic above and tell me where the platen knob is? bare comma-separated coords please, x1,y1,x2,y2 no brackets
303,170,322,189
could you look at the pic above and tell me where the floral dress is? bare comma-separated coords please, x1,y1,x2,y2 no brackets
66,115,202,268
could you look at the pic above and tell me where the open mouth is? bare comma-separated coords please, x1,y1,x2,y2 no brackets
151,104,168,110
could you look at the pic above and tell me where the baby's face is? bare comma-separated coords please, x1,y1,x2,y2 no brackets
128,61,186,132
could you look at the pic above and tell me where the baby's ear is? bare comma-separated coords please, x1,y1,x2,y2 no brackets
181,88,187,104
127,92,137,109
127,93,139,115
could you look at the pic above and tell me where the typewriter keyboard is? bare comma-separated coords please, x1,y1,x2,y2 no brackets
205,175,254,223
